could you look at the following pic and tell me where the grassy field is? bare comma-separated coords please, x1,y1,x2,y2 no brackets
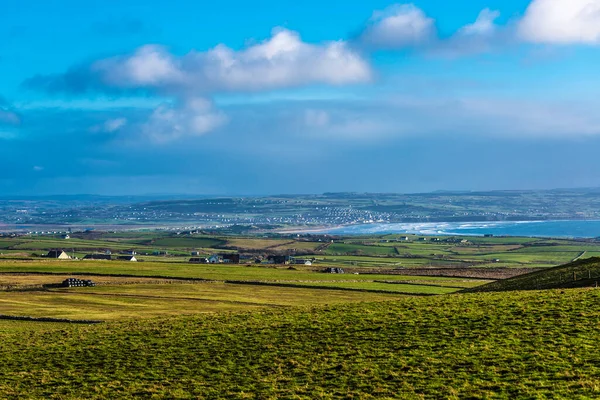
1,232,600,397
1,288,600,398
468,257,600,292
0,281,408,320
0,260,488,286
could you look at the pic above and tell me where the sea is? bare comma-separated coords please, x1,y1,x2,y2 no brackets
321,220,600,239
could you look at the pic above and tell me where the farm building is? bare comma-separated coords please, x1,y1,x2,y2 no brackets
62,278,96,287
46,250,70,259
117,255,137,262
189,257,209,264
222,254,240,264
267,255,292,265
208,254,240,264
83,254,112,260
294,258,313,266
323,267,345,274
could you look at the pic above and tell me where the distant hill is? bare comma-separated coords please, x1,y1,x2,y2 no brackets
465,257,600,293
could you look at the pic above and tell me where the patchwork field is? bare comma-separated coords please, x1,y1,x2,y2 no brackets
1,232,600,398
3,233,600,271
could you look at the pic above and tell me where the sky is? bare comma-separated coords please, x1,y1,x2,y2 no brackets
1,0,600,196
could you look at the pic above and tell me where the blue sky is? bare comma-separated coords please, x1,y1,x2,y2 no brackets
1,0,600,195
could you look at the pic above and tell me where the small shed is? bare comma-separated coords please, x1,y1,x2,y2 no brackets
117,255,137,262
46,250,70,259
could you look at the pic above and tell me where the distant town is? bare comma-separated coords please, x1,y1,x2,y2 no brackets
2,188,600,233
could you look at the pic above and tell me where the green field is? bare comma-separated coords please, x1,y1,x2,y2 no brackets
0,282,408,320
2,288,600,398
2,232,600,398
0,260,488,287
469,257,600,292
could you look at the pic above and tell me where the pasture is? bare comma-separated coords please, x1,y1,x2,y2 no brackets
1,232,600,398
1,288,600,398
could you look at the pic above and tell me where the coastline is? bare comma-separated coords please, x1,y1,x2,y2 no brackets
276,224,352,234
278,220,600,239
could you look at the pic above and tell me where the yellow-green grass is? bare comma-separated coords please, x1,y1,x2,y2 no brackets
141,237,226,248
468,257,600,292
326,243,398,256
270,281,460,294
1,288,600,398
223,237,295,249
10,238,151,251
315,255,438,267
267,241,324,251
0,260,489,286
0,274,184,288
0,282,406,320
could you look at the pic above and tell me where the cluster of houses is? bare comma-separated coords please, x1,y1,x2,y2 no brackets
45,249,314,266
189,253,314,265
376,237,471,244
45,250,138,262
189,253,240,264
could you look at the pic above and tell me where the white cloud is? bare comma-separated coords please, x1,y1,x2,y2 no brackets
52,28,371,95
519,0,600,44
358,4,436,50
90,117,128,133
28,28,370,143
104,118,127,132
458,9,501,36
140,98,228,142
89,117,127,133
435,8,505,57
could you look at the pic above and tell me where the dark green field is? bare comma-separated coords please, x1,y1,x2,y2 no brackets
469,257,600,293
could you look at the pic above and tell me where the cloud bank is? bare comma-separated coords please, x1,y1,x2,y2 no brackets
519,0,600,44
25,28,372,96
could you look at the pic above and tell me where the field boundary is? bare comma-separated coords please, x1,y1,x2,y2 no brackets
0,314,103,324
224,280,435,296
